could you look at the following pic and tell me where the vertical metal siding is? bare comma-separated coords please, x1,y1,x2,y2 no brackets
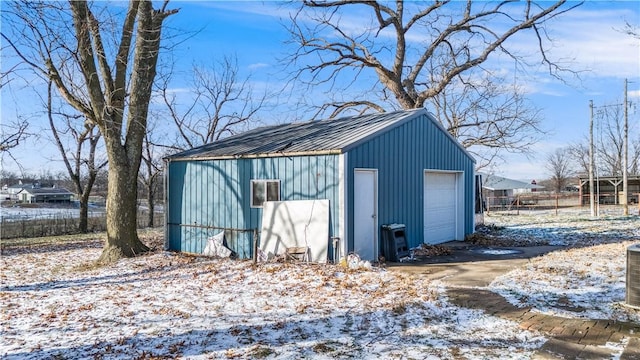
167,154,341,259
346,113,475,250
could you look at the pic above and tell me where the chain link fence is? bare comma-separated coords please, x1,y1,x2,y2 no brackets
0,210,164,239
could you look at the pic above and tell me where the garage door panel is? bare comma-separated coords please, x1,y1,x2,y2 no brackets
424,172,458,244
426,210,456,224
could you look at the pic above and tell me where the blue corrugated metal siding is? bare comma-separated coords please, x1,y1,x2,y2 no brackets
167,154,341,259
346,113,475,250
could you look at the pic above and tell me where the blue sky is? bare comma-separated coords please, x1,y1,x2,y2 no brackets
2,1,639,181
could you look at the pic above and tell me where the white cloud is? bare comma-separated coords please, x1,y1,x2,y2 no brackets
529,6,639,79
248,62,269,71
189,1,296,23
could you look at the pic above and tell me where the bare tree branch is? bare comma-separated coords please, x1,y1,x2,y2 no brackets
0,119,29,152
545,147,574,193
157,55,267,151
429,71,545,168
288,1,582,110
46,80,106,232
285,0,582,169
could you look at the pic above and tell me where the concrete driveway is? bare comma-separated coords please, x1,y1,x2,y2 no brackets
387,243,563,287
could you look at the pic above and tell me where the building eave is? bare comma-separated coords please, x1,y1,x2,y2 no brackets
167,149,344,162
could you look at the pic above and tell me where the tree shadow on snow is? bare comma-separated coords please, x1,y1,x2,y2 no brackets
2,302,538,359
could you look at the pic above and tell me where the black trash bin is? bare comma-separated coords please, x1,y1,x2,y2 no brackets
380,224,410,262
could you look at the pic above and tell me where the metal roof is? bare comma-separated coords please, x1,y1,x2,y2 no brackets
577,174,640,181
481,174,545,191
166,108,431,161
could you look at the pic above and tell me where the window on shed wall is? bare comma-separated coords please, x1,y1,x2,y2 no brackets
251,180,280,207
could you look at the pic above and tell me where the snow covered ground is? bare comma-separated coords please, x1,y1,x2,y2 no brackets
1,235,543,359
486,207,640,324
1,207,639,359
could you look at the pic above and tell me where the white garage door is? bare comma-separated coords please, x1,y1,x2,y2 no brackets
424,172,458,244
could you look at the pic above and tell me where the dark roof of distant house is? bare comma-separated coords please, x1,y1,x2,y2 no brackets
166,108,474,161
17,187,74,195
8,183,34,189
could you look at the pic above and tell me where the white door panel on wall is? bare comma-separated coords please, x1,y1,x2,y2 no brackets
354,169,377,261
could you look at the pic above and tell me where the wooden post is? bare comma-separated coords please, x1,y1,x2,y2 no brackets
555,193,559,216
623,79,629,215
516,194,520,215
589,100,595,217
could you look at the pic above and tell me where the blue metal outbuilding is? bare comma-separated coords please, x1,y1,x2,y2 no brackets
164,108,476,261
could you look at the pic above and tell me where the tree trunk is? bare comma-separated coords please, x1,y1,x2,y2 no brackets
7,0,177,263
78,191,90,232
97,159,149,264
147,175,158,227
147,181,155,228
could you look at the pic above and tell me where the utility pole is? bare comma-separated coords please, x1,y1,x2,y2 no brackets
589,100,595,217
623,79,629,216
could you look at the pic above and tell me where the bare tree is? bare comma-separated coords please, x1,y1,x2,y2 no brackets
158,56,267,151
46,81,107,233
286,0,581,164
567,139,590,175
288,1,581,109
2,1,178,263
429,73,544,170
138,127,164,228
545,147,574,193
568,106,639,177
596,104,627,176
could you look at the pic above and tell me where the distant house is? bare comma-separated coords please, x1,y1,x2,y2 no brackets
164,109,477,261
16,186,74,203
2,182,33,200
481,174,544,207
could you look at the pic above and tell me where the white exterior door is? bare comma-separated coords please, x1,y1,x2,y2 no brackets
424,171,461,244
353,169,378,261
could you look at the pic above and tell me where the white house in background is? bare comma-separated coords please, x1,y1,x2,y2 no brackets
15,186,74,203
1,182,33,200
481,173,544,207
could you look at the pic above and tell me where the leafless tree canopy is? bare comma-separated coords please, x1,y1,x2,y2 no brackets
594,104,639,176
46,81,107,233
2,0,178,263
567,139,590,175
429,73,544,169
285,0,581,167
157,56,267,151
568,104,640,177
545,147,574,193
287,0,582,111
